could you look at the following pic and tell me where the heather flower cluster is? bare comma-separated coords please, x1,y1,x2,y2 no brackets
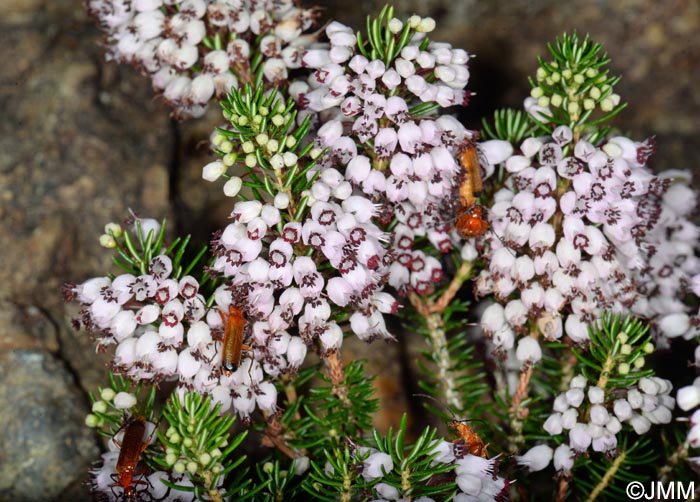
208,191,399,348
86,0,321,118
297,14,476,296
70,6,700,499
69,218,293,421
351,440,508,501
526,374,675,474
477,126,700,356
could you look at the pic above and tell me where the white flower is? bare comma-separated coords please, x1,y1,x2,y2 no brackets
543,413,563,435
177,349,200,379
515,336,542,363
111,310,136,341
565,388,585,408
688,425,700,447
627,389,644,409
516,444,553,472
629,414,651,434
589,405,610,426
256,382,278,412
553,443,574,473
561,409,578,430
456,473,482,496
658,313,690,338
286,337,307,367
587,386,605,404
480,140,513,165
223,177,242,197
362,452,393,480
677,384,700,411
569,423,592,451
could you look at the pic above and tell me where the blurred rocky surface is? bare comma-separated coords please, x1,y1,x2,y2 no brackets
1,0,172,496
0,350,99,500
0,0,697,497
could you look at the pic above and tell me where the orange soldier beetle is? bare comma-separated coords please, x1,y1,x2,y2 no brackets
455,138,490,238
414,394,490,459
218,304,250,376
455,204,490,238
450,420,490,459
458,138,483,207
110,416,155,499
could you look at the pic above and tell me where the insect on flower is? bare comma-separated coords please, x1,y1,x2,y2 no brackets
110,416,154,499
414,393,490,458
450,419,489,459
455,204,490,238
458,138,483,208
455,138,489,238
218,304,249,376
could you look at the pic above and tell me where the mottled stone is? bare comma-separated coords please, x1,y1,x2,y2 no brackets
0,350,98,500
0,0,173,394
0,0,175,495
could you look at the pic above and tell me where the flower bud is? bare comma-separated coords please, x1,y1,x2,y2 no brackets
516,336,542,364
202,160,226,182
223,177,242,197
629,414,651,434
114,392,137,410
613,399,633,421
100,388,116,402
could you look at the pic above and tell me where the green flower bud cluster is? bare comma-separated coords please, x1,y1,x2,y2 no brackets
207,83,323,221
99,222,123,249
163,424,227,478
216,86,307,175
615,332,655,377
85,387,119,428
528,32,626,136
531,63,621,120
157,393,248,496
574,313,656,391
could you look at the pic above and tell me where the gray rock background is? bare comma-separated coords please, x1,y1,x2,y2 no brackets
0,0,697,498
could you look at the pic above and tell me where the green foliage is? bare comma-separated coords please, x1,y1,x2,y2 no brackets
573,436,657,501
255,459,307,502
356,5,424,66
369,414,456,499
529,32,627,138
481,108,535,144
302,415,456,501
284,360,380,453
303,444,367,501
412,299,490,422
156,392,262,500
574,312,654,390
